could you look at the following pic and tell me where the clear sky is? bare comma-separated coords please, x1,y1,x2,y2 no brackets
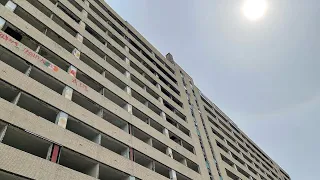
106,0,319,179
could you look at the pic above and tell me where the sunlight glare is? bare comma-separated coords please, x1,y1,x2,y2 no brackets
243,0,267,21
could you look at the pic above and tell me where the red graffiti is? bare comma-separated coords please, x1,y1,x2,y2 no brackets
72,78,88,92
24,48,59,72
0,31,18,47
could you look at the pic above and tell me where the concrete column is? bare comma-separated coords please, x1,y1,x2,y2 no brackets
0,18,5,30
166,147,173,159
169,170,177,180
79,21,86,28
96,109,103,118
156,83,161,90
5,1,17,12
121,147,130,159
233,164,237,170
125,176,135,180
123,123,129,133
82,9,88,17
24,66,32,76
158,97,163,104
125,86,132,96
125,71,131,79
144,101,149,107
67,65,77,77
62,86,73,100
125,46,129,52
0,125,8,142
93,134,101,145
124,104,133,114
76,33,83,43
11,92,21,105
85,164,99,178
147,161,155,171
146,118,151,125
160,112,166,120
146,138,152,146
125,57,130,65
84,0,90,6
72,48,81,59
55,112,68,129
163,128,169,138
181,158,187,166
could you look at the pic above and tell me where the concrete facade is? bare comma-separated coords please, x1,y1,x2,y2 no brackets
0,0,290,180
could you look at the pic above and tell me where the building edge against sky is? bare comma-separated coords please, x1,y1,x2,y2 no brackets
0,0,290,180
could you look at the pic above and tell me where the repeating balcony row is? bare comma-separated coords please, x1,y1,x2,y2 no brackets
0,4,192,141
216,140,277,180
0,63,200,179
88,0,176,76
201,95,278,176
12,0,184,115
0,29,195,162
213,127,279,180
0,105,193,180
62,0,178,91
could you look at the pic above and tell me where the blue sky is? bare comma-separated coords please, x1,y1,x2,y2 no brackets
106,0,319,179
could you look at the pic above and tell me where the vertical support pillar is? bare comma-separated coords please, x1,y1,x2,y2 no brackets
67,65,77,77
127,176,135,180
0,125,8,142
166,147,173,159
144,101,149,107
121,147,130,159
86,164,99,178
146,118,151,125
156,84,161,90
233,164,237,170
96,108,103,118
93,134,101,145
125,57,130,65
125,46,130,52
24,66,32,76
84,0,90,6
79,20,86,29
125,71,131,79
181,158,187,166
0,17,5,30
123,123,129,133
147,161,155,171
146,138,152,146
124,104,133,114
72,48,81,59
82,9,88,17
160,112,166,120
163,128,169,138
55,112,68,129
5,1,17,12
76,33,83,43
158,97,163,104
62,86,73,100
169,169,177,180
11,92,21,105
125,86,132,96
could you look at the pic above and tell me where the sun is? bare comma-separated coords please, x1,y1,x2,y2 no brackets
242,0,267,21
